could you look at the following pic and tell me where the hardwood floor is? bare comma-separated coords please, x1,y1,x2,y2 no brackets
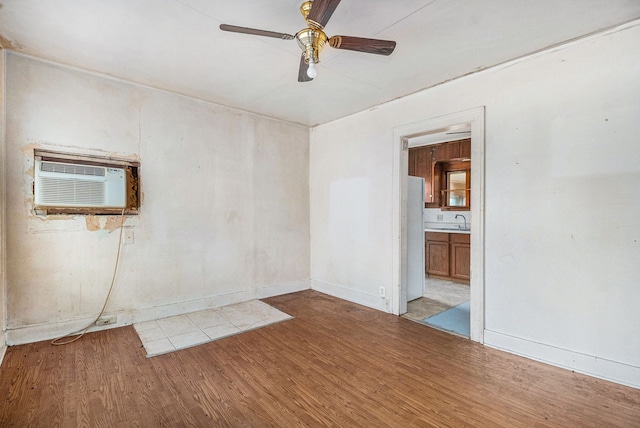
1,290,639,427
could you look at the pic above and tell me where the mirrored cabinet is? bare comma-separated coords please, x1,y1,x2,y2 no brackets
439,160,470,210
446,171,467,207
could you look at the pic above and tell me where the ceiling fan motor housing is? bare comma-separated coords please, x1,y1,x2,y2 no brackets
295,28,328,64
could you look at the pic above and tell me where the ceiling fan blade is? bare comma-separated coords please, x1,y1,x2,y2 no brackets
329,36,396,56
298,55,313,82
306,0,341,29
219,24,294,40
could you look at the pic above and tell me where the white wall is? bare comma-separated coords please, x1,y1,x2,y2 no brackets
4,53,310,344
0,50,7,361
310,23,640,387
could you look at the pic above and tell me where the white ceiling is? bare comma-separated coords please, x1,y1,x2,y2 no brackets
1,0,639,127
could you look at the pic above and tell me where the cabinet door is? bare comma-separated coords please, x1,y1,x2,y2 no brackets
450,241,471,281
460,138,471,159
409,146,434,205
444,141,461,159
430,158,441,207
431,143,445,162
408,148,416,176
426,240,449,277
413,147,431,203
433,139,471,160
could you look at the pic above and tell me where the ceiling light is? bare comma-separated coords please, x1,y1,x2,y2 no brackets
307,62,318,78
296,28,327,79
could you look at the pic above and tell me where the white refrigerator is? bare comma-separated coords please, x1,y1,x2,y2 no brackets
407,176,425,302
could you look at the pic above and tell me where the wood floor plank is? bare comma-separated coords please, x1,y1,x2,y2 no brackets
1,290,639,427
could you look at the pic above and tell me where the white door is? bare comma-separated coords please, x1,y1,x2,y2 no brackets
407,176,425,301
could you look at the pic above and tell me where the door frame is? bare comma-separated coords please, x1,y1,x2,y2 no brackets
391,107,485,343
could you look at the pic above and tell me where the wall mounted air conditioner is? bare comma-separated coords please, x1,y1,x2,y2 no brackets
34,158,126,208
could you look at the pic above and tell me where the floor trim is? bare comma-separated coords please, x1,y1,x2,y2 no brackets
310,279,389,312
6,280,310,345
484,329,640,389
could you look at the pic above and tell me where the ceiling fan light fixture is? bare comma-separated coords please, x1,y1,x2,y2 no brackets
296,28,327,78
306,61,318,78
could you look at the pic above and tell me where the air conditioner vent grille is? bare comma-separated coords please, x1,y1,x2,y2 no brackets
41,161,105,177
38,177,106,206
34,158,125,208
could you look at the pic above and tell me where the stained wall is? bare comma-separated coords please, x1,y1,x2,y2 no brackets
4,53,310,343
0,50,6,358
310,23,640,387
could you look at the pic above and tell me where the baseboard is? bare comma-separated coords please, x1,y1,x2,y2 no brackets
310,279,389,312
0,344,6,367
484,330,640,389
6,280,310,346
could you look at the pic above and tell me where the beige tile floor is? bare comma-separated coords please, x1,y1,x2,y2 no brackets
134,300,292,357
403,277,470,322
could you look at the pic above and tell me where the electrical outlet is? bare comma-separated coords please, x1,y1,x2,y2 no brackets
437,214,444,221
379,286,386,298
95,315,117,326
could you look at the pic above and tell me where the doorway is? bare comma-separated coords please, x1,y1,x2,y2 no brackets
391,107,485,343
404,134,471,337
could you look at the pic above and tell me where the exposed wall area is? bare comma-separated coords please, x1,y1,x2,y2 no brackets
309,23,640,387
0,50,7,360
4,53,310,344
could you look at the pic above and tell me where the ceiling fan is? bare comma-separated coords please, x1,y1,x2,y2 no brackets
220,0,396,82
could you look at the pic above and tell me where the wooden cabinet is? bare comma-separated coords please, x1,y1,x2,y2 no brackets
425,232,449,277
450,233,471,281
409,138,471,209
408,146,435,204
459,138,471,159
432,138,470,161
408,149,416,176
432,141,456,162
425,232,470,283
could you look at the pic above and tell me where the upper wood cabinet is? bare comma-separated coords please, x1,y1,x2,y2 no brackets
460,139,471,159
433,141,457,162
433,139,470,161
409,146,435,207
408,145,436,205
408,150,416,176
408,138,471,209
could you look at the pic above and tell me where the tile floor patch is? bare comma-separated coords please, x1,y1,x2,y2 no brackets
157,315,198,337
404,277,470,322
202,323,241,341
137,326,168,343
188,310,228,329
134,300,292,357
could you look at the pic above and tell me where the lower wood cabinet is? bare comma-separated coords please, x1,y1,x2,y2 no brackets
450,234,471,281
425,232,470,283
425,232,449,277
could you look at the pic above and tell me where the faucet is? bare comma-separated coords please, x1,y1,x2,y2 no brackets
455,214,467,229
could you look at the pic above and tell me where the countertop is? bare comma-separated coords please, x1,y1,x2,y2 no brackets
424,228,470,234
